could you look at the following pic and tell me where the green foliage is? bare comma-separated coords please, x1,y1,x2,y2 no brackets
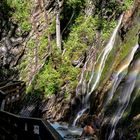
66,0,85,9
59,63,80,88
64,15,96,61
35,62,62,97
7,0,31,31
101,19,116,40
18,0,135,99
38,31,49,55
34,59,79,97
64,91,69,98
19,58,28,79
95,0,134,22
123,0,134,10
27,39,36,49
104,0,123,14
48,18,56,34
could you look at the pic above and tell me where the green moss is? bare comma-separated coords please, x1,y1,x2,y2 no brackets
119,25,139,60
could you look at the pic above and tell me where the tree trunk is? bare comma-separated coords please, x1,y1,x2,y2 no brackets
56,11,61,51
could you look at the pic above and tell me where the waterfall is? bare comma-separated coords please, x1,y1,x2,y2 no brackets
107,58,140,140
72,108,87,127
75,52,94,97
102,44,139,110
72,14,123,126
87,14,123,97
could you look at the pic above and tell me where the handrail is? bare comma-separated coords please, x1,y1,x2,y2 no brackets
0,81,64,140
0,110,64,140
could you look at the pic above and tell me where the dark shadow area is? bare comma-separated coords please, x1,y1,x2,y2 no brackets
18,90,45,118
0,0,28,81
61,0,85,40
0,0,14,40
0,80,45,118
0,110,63,140
0,0,17,80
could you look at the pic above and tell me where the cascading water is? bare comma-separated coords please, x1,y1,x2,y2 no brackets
75,51,95,97
102,44,139,110
107,57,140,140
87,14,123,97
73,14,123,126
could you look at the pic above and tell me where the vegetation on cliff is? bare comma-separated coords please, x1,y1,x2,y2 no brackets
6,0,133,97
0,0,140,139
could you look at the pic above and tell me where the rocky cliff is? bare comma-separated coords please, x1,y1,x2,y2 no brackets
0,0,140,139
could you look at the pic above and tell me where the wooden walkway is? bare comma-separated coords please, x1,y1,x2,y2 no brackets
0,110,63,140
0,81,64,140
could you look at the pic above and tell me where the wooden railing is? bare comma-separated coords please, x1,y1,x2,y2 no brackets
0,81,64,140
0,110,63,140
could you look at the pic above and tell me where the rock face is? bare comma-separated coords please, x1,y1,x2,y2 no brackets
41,0,140,125
0,28,26,68
0,2,28,80
120,0,140,40
42,92,71,122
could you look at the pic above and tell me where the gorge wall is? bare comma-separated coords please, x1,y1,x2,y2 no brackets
0,0,140,139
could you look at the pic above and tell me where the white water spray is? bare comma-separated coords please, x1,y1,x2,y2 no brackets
72,108,87,126
103,44,139,109
107,58,140,140
87,14,123,98
73,14,123,126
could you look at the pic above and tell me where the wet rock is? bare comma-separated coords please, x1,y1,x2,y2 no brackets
120,0,140,40
72,52,87,68
0,8,27,73
42,92,71,122
132,114,140,122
